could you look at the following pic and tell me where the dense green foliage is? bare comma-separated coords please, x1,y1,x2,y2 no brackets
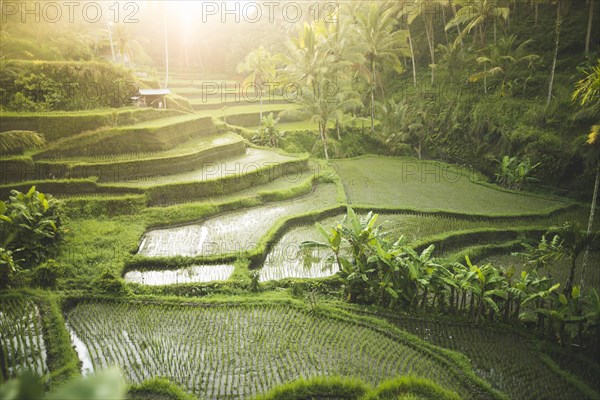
0,187,62,286
304,208,600,350
1,61,136,110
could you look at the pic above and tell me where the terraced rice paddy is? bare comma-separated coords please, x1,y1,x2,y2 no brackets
336,156,567,215
114,148,299,188
259,208,590,281
49,132,243,164
124,264,235,285
137,184,339,257
260,223,338,281
0,299,48,380
480,251,600,291
388,315,594,399
66,301,479,399
197,102,300,119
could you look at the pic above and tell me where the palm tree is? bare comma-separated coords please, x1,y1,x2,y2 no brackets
281,23,327,95
280,23,332,154
355,2,410,132
437,42,464,83
446,0,510,47
468,35,540,94
572,59,600,288
572,59,600,110
315,18,364,139
113,24,135,65
396,5,418,86
376,99,410,153
0,131,45,156
406,0,447,84
544,223,599,297
237,46,277,125
283,75,361,159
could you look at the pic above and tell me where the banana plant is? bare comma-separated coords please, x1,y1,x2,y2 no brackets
0,186,61,269
301,207,382,302
400,245,440,310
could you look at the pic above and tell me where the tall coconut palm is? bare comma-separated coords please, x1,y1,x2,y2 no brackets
281,23,326,93
437,42,464,83
280,23,332,152
573,60,600,287
355,2,410,132
283,75,361,159
113,24,135,65
237,46,277,125
446,0,510,47
396,4,420,86
468,35,540,94
406,0,447,84
315,18,364,139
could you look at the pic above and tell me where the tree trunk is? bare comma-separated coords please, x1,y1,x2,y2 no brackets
336,117,341,140
0,339,7,381
484,64,488,94
259,90,263,125
535,3,539,28
164,16,169,88
479,24,485,47
580,158,599,289
565,258,578,297
494,19,497,45
370,62,376,132
408,27,417,87
442,6,449,46
319,123,329,159
424,19,435,84
547,4,562,108
585,0,594,56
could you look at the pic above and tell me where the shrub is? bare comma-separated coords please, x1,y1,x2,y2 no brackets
31,259,65,288
0,186,62,269
495,155,540,190
0,60,136,110
128,377,195,400
92,269,129,295
0,247,21,288
249,270,261,292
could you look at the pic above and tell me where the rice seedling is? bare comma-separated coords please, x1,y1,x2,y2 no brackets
49,132,243,164
480,251,600,291
383,314,595,400
123,264,235,285
66,301,486,399
0,298,48,381
112,148,298,188
137,184,339,258
259,207,590,282
334,156,568,215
